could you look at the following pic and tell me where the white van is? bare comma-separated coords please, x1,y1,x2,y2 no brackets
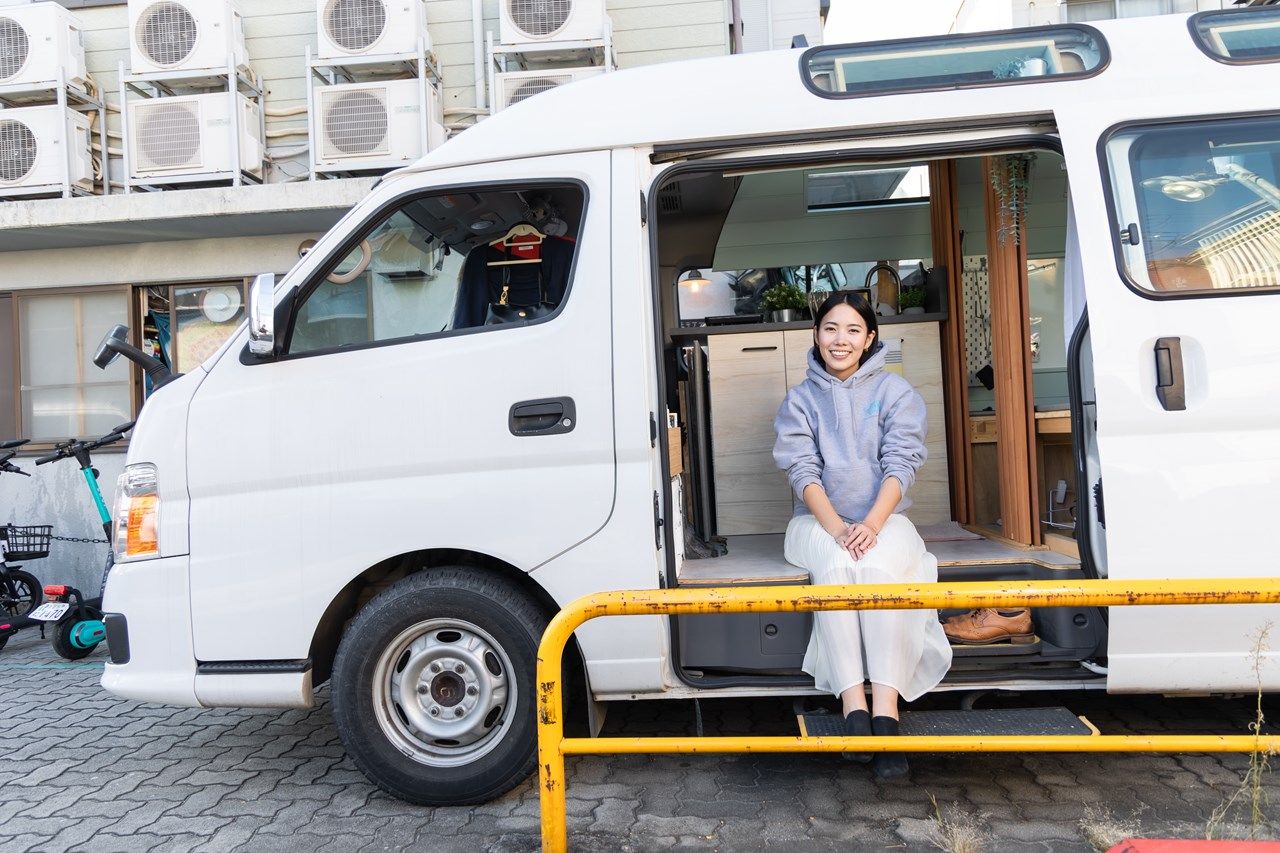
100,10,1280,805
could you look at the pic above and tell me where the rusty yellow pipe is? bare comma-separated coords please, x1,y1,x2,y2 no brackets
561,735,1280,754
536,578,1280,852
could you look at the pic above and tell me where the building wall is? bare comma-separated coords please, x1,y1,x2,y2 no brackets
1011,0,1236,28
0,0,743,593
739,0,821,52
70,0,732,184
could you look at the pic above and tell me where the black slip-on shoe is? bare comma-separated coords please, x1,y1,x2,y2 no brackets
841,709,872,763
871,715,910,780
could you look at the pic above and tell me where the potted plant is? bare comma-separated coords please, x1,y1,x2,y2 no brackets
899,286,927,315
760,283,808,323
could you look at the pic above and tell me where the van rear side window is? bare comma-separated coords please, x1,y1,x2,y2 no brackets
801,26,1107,99
1103,116,1280,297
1191,8,1280,64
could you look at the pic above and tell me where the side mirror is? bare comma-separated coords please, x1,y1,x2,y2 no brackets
248,273,276,357
93,324,177,389
93,324,128,369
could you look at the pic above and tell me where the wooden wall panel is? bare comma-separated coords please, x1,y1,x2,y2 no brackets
982,157,1039,545
929,159,971,524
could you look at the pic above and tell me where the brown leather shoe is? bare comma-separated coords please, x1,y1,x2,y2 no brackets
942,608,1035,645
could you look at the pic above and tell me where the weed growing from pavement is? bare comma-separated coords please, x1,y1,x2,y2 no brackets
1205,623,1275,841
926,793,988,853
1079,804,1142,851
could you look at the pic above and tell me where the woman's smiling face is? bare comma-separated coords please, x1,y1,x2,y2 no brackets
815,302,876,381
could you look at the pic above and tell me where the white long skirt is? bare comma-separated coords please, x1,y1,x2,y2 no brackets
784,513,952,701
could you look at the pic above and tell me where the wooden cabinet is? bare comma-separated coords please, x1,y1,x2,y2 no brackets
709,333,792,535
708,322,951,536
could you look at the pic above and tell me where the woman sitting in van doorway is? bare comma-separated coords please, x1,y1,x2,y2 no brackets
773,291,952,779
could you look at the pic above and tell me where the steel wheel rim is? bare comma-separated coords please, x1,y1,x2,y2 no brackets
371,618,515,768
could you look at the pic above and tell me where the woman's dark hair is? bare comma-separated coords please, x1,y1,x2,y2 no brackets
811,290,880,367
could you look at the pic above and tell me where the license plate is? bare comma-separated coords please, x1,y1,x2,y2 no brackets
29,602,70,622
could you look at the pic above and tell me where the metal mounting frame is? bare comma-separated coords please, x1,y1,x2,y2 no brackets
118,57,267,194
0,68,109,200
485,23,618,117
306,38,443,181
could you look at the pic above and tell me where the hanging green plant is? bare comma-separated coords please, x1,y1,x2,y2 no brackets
990,152,1036,247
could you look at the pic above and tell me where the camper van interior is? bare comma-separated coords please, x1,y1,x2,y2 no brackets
652,148,1111,687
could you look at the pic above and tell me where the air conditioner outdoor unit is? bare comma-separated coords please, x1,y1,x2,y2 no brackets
499,0,607,45
0,2,87,90
0,105,93,198
493,66,605,112
316,0,430,60
128,0,250,77
128,91,263,180
313,78,443,172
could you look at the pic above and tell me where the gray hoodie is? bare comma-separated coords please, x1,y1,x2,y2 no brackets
773,342,927,523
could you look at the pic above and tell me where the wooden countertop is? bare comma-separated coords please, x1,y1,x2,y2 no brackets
970,410,1072,442
669,311,948,339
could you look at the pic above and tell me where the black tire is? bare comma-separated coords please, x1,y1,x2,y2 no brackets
2,570,42,618
52,610,103,660
331,567,548,805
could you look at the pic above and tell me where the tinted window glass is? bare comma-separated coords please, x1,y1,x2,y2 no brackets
804,27,1106,98
1105,116,1280,295
1192,8,1280,63
288,185,584,355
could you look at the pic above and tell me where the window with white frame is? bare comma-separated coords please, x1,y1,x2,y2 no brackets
16,288,131,442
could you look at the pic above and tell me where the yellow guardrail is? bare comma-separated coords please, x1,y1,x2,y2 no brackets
536,577,1280,851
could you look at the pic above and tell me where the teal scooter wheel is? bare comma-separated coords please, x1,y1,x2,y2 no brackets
52,610,104,660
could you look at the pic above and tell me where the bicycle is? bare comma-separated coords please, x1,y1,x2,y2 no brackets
27,422,134,659
0,440,49,652
1,441,46,619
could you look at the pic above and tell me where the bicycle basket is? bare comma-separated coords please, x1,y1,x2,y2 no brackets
2,525,52,561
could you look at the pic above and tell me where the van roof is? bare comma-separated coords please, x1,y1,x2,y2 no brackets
399,12,1280,175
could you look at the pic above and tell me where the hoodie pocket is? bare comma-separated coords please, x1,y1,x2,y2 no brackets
820,465,877,518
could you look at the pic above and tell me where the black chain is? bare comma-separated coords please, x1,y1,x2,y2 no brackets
50,534,109,544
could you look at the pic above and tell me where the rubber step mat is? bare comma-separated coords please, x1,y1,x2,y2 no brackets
798,706,1096,738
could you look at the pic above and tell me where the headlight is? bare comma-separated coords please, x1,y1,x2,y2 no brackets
114,464,159,562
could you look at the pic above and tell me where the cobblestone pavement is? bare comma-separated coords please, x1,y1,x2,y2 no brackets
2,629,1278,852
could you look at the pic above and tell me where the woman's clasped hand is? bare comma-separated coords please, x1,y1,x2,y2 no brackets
835,521,879,561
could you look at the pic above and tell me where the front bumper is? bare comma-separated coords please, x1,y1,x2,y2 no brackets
100,554,200,707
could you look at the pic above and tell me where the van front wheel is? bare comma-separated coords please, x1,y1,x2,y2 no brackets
331,567,548,805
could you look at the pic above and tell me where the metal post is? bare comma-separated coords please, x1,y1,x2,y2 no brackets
486,30,496,115
118,60,132,195
227,54,241,187
535,606,575,853
306,45,317,182
57,66,71,198
417,36,429,155
97,88,110,196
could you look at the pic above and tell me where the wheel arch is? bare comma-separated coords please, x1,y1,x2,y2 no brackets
308,548,580,692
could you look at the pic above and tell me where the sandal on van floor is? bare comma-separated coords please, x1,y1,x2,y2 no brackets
942,607,1035,645
841,709,871,763
871,716,909,780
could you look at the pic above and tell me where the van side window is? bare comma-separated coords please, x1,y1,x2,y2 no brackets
1191,8,1280,64
286,184,584,356
1104,116,1280,296
801,26,1107,99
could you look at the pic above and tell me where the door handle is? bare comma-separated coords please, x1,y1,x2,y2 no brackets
510,397,576,436
1154,337,1186,412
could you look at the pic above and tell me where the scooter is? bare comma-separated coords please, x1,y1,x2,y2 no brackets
26,422,133,659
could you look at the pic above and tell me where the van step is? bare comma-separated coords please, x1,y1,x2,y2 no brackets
950,634,1042,657
797,706,1096,738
